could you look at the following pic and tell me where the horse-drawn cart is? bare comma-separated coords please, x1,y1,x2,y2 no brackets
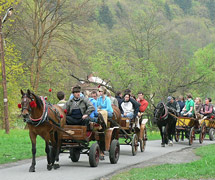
200,118,215,141
109,114,148,156
175,117,206,145
61,124,120,167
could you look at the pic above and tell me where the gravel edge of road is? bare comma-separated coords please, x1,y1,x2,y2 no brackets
97,146,201,180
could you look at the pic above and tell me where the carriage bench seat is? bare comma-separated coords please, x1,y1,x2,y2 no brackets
62,125,87,140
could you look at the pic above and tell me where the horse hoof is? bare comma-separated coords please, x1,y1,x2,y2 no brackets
29,166,35,172
47,164,52,171
168,142,173,146
53,164,60,169
161,143,165,147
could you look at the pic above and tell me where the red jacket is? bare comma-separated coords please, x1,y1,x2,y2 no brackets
138,99,148,112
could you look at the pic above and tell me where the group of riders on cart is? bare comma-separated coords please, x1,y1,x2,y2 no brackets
165,93,215,121
56,85,149,130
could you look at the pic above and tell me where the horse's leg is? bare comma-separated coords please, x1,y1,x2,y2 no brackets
29,131,37,172
45,141,53,171
159,126,165,147
53,131,60,169
168,124,173,146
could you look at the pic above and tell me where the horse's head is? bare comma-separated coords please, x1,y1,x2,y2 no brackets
154,102,167,121
20,89,37,118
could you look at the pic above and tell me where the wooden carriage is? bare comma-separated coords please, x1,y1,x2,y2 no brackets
175,117,206,145
61,124,120,167
109,113,148,156
200,118,215,141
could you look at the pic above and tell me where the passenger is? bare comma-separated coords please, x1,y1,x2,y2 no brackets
57,91,67,107
97,86,113,126
137,92,148,113
124,89,136,99
200,98,214,118
65,86,94,125
166,96,180,116
194,97,203,119
107,90,119,107
88,91,98,123
69,86,84,100
119,93,140,120
180,93,195,117
177,95,185,112
115,91,123,106
91,90,98,100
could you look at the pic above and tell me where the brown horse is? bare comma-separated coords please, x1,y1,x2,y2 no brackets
20,89,66,172
112,105,121,124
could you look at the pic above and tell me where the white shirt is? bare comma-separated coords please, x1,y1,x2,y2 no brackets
121,101,134,114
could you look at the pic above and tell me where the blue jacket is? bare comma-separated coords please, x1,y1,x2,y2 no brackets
97,96,113,113
89,97,98,118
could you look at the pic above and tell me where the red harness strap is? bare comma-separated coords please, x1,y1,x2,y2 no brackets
30,97,46,122
160,103,168,119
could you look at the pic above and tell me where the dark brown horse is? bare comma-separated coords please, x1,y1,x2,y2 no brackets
154,102,177,147
20,89,66,172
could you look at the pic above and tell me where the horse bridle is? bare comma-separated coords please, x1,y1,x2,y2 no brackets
155,102,168,120
21,94,33,113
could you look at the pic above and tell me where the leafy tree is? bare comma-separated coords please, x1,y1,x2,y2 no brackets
174,0,192,14
164,2,172,21
206,0,215,23
98,2,114,29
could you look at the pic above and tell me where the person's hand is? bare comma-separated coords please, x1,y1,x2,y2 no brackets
82,114,88,119
184,113,187,116
124,113,127,116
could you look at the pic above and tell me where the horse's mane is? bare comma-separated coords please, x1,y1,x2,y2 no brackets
31,92,43,110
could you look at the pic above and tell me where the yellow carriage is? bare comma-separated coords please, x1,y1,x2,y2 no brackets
200,118,215,141
175,117,206,145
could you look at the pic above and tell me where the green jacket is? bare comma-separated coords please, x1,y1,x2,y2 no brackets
65,97,95,116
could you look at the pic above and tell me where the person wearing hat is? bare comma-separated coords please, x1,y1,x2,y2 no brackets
65,85,95,125
166,96,180,116
69,86,84,100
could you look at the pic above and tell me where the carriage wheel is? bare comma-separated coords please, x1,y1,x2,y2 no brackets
132,134,138,156
189,127,195,145
209,128,215,141
89,143,100,167
175,130,180,142
140,127,147,152
70,148,80,162
109,140,120,164
199,122,206,144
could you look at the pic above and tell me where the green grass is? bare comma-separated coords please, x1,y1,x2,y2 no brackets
0,129,45,164
112,144,215,180
0,129,160,165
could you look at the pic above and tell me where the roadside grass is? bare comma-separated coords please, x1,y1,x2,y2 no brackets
112,144,215,180
0,129,161,164
0,129,45,164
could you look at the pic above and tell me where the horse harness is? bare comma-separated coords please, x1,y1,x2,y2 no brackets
23,96,61,127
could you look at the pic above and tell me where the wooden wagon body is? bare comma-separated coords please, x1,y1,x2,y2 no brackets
175,117,206,145
61,124,120,167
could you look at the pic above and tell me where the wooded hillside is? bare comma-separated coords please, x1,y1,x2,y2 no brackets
1,0,215,128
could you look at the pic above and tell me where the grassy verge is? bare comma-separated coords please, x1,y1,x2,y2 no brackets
0,129,161,165
0,129,45,164
112,144,215,180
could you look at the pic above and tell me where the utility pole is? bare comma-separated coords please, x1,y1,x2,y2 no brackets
0,7,13,134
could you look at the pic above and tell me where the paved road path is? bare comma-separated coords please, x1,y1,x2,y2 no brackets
0,139,214,180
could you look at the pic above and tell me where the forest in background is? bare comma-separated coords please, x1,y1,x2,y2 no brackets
1,0,215,128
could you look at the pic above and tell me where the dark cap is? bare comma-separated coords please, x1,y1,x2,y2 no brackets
72,85,81,93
